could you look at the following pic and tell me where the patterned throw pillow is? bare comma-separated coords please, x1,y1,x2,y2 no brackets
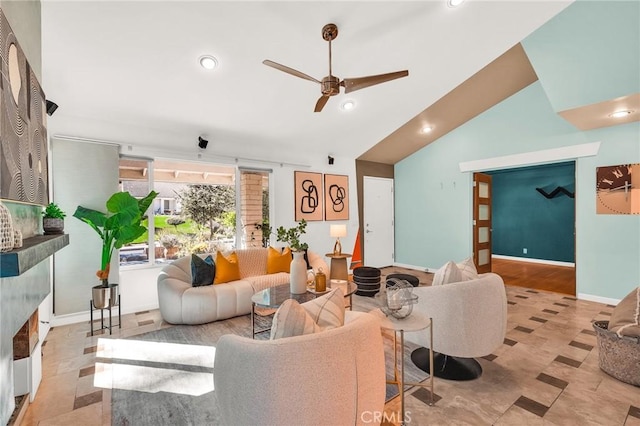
267,246,291,274
431,261,463,286
457,257,479,281
270,288,345,339
191,254,215,287
609,287,640,338
213,251,241,284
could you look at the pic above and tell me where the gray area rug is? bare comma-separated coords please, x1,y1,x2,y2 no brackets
111,295,429,425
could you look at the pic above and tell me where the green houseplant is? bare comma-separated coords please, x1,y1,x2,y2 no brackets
276,219,309,294
74,191,158,284
42,202,66,235
276,219,308,251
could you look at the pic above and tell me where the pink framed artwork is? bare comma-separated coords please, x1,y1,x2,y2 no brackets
294,171,323,221
324,174,348,220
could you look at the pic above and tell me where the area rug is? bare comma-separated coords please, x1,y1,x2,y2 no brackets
109,301,430,425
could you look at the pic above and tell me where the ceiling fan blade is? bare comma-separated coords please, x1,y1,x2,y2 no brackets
341,70,409,94
263,60,321,84
314,95,330,112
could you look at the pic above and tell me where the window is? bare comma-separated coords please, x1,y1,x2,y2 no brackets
118,158,270,267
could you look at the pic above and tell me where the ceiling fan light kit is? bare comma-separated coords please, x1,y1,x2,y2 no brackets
263,23,409,112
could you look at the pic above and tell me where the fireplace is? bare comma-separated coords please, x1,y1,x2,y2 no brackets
13,310,39,362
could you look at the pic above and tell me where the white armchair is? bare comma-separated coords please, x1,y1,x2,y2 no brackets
213,311,386,425
404,273,508,380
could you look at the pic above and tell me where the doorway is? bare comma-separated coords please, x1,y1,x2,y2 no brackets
363,177,394,267
479,162,576,295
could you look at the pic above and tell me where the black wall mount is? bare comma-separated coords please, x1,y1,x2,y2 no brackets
535,186,575,199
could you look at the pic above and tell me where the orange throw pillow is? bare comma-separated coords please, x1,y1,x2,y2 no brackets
214,251,241,284
267,247,291,274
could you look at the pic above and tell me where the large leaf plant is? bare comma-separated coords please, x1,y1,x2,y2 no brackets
73,191,158,284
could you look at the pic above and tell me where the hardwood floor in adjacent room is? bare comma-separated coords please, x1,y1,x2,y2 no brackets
492,257,576,295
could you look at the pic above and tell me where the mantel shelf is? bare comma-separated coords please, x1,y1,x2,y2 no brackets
0,234,69,278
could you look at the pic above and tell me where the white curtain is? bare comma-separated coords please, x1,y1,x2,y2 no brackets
51,138,119,315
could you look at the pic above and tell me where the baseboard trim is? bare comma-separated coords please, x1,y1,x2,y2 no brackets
577,293,620,306
393,262,434,273
51,302,159,327
492,254,574,267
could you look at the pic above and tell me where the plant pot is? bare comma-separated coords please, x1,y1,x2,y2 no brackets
43,218,64,235
290,251,308,294
92,283,119,309
165,246,179,259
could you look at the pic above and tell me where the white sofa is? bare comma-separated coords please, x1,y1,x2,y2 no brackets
404,272,508,379
214,310,386,426
157,248,329,325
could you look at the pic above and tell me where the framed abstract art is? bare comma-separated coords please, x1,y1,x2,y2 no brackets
324,174,348,220
0,9,49,206
294,171,323,221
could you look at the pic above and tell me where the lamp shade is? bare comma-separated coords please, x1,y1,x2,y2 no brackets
330,224,347,238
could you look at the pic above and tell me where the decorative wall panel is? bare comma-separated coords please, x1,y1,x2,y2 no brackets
0,9,49,206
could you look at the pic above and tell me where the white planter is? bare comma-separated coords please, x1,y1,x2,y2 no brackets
290,251,307,294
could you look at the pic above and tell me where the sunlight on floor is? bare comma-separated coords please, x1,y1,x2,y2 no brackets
94,338,216,396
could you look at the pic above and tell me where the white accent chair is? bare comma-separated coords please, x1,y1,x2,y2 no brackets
404,273,508,380
213,311,386,426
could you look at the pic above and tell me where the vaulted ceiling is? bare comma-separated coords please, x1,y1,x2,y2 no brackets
41,1,574,166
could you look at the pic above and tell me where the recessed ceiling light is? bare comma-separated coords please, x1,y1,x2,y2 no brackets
421,125,433,134
199,55,218,70
447,0,465,8
609,110,633,118
341,100,355,111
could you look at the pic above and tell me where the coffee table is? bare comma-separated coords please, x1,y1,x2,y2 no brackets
251,281,357,338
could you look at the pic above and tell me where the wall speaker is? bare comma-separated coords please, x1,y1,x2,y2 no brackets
198,136,209,149
328,155,334,165
46,100,58,116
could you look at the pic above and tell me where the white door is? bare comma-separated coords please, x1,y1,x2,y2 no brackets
363,177,394,267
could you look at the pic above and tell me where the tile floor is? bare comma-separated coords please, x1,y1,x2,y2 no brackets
18,284,640,425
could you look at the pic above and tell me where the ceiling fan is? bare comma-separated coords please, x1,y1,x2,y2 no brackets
263,23,409,112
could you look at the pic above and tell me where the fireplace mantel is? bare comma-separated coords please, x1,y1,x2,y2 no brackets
0,235,69,277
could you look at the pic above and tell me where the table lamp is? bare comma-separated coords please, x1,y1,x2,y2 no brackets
330,224,347,255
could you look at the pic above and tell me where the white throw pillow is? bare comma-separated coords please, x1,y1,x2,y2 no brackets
457,257,479,281
270,287,345,339
432,261,463,286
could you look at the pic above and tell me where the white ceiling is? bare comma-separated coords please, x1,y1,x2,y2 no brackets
41,0,572,166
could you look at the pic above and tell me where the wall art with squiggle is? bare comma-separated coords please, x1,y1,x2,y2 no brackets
324,174,349,221
294,171,323,221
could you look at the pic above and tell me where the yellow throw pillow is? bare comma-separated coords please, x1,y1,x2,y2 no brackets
266,247,291,274
214,251,241,284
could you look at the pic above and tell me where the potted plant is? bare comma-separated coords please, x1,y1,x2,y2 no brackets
160,233,181,259
276,219,308,294
42,202,66,235
276,219,308,251
73,190,158,308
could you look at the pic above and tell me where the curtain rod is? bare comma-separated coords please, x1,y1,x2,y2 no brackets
52,134,311,169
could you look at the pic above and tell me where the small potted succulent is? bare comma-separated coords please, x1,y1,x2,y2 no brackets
42,202,66,235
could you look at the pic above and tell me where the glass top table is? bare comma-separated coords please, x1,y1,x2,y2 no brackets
251,281,357,338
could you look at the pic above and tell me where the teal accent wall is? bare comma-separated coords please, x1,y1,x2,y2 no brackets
395,81,640,300
488,162,575,262
522,0,640,112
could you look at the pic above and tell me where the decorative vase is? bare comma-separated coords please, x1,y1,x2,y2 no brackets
290,251,307,294
43,217,64,235
92,281,119,309
0,202,15,252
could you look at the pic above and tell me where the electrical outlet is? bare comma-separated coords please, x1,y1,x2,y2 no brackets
523,248,528,254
